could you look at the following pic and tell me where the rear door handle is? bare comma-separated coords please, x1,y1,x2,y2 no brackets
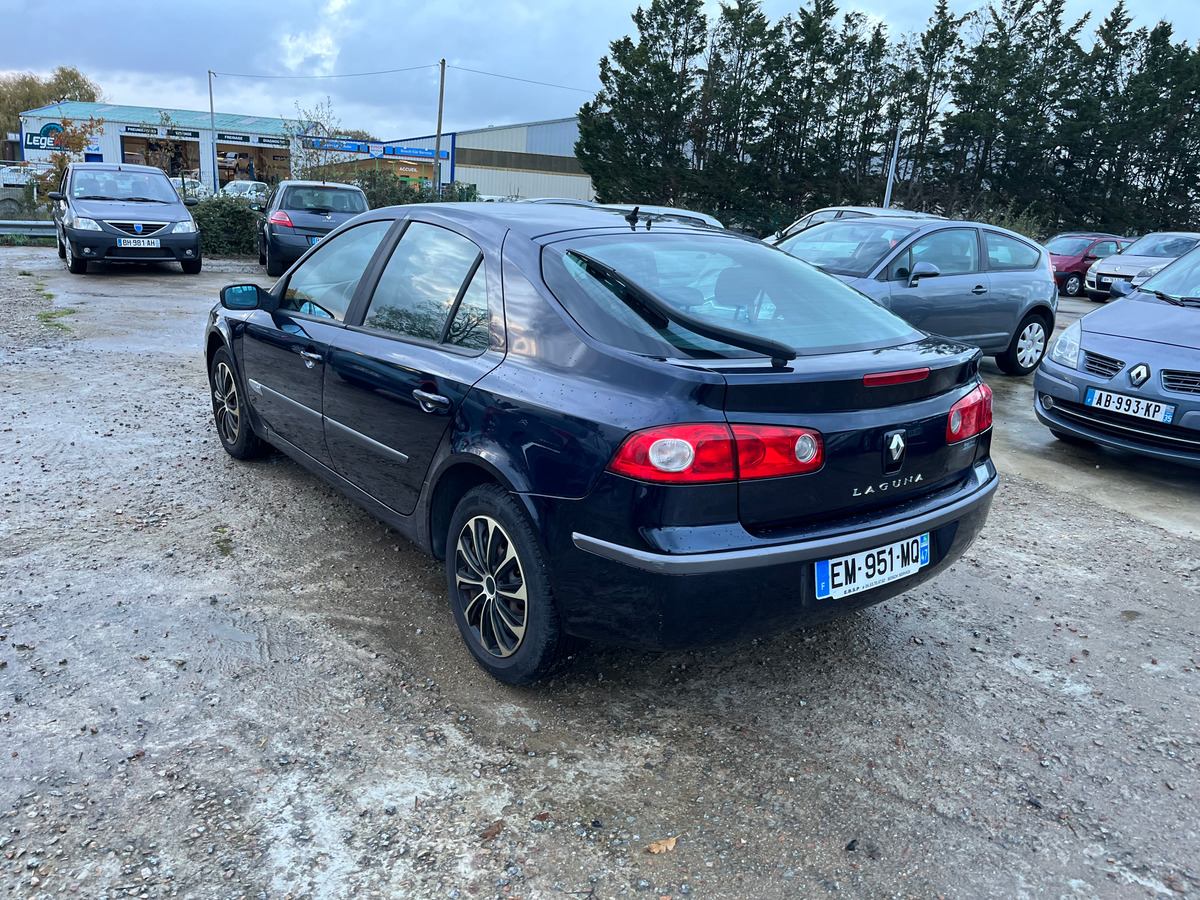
413,389,451,413
299,350,323,368
971,285,988,295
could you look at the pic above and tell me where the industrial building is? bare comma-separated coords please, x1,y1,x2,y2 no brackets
16,102,592,200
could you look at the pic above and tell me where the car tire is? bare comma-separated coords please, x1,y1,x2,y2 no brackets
265,241,284,277
57,234,66,259
1062,273,1082,297
64,239,87,275
996,313,1049,376
182,258,203,275
209,346,267,460
258,238,266,266
1050,428,1094,448
446,484,581,684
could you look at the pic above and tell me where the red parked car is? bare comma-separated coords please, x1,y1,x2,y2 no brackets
1046,232,1132,297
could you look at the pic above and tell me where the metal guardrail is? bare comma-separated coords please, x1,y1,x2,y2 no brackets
0,220,55,237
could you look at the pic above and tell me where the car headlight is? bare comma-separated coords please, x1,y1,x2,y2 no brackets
64,210,102,231
1049,320,1081,369
1086,261,1101,277
1132,264,1165,285
171,220,197,234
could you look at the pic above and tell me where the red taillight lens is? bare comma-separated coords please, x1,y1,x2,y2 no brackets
946,383,993,443
607,423,824,483
268,211,293,227
731,425,824,478
863,367,930,387
608,423,736,483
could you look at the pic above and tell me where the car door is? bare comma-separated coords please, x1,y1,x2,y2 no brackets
981,230,1047,350
883,226,993,345
238,219,394,464
322,219,503,516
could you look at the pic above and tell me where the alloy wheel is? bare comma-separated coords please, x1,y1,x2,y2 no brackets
454,515,528,658
1016,320,1047,369
211,361,242,445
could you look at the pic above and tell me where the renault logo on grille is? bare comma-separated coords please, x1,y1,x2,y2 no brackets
883,430,906,474
1129,363,1151,388
134,223,143,234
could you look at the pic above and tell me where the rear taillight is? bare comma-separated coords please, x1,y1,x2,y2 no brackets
946,383,993,443
607,423,823,484
268,211,293,227
863,367,930,387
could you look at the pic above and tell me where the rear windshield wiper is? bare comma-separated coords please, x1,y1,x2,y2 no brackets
566,249,796,366
301,206,335,214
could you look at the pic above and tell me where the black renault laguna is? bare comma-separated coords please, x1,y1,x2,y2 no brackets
205,204,997,683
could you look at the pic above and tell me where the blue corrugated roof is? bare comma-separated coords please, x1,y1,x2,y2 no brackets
20,101,292,135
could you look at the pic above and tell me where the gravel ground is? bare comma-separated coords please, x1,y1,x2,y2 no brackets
1,246,1198,899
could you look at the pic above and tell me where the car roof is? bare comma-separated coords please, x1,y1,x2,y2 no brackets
799,216,1041,243
68,162,170,177
355,201,736,242
278,180,364,190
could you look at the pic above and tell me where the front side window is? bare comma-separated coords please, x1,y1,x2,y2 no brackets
1091,241,1118,258
542,232,922,360
361,222,488,351
891,228,981,279
984,231,1040,270
281,220,391,321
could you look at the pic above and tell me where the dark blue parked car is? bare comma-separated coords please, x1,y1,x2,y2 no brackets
256,180,369,276
205,204,998,683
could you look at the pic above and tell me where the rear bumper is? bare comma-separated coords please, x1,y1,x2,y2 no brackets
537,461,998,650
266,229,322,263
65,228,200,263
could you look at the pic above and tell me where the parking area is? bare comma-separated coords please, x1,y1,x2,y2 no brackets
2,246,1198,898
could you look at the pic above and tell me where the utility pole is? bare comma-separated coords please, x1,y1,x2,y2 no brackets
208,70,218,194
433,59,445,198
882,120,901,209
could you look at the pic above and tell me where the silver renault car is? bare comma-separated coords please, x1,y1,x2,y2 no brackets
1084,231,1200,302
779,217,1057,375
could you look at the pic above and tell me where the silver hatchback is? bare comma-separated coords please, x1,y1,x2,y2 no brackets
779,218,1058,375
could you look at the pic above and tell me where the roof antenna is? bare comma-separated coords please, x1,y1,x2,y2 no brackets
625,206,639,229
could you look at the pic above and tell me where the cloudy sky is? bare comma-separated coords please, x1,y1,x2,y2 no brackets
2,0,1195,140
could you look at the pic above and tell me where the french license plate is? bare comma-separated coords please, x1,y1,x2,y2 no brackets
117,238,160,248
1099,275,1113,284
309,236,322,245
815,533,929,600
1085,388,1175,423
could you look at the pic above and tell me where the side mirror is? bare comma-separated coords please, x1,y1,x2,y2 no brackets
250,202,264,212
908,260,940,287
1082,253,1098,261
184,197,199,207
220,283,274,311
47,191,64,201
1109,280,1133,298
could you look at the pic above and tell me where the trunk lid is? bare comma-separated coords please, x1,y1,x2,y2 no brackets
711,337,986,530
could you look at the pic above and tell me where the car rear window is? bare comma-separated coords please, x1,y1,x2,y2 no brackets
542,232,922,360
281,186,367,214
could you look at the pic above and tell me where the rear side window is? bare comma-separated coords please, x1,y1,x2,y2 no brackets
281,220,391,321
281,186,367,214
361,222,489,353
984,231,1040,270
542,233,921,360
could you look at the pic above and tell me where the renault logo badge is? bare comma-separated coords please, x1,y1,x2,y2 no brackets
1129,363,1151,388
883,430,906,474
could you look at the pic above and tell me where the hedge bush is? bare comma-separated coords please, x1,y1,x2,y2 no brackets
192,195,259,257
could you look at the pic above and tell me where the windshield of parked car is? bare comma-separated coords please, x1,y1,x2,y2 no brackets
778,220,919,276
1045,237,1092,256
71,169,178,203
281,186,367,214
1122,233,1200,258
542,232,923,360
1138,247,1200,302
